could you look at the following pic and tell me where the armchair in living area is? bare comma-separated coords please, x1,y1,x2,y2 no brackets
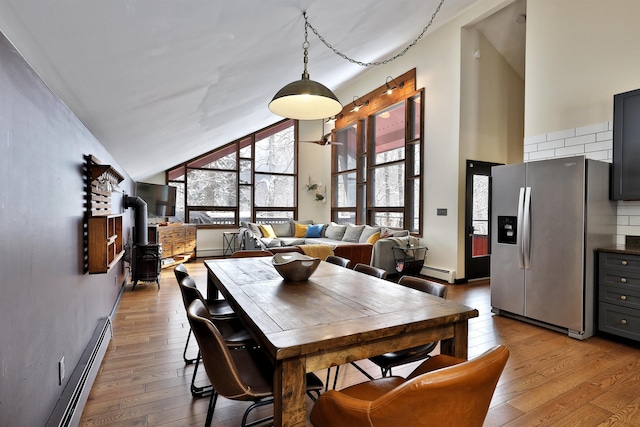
237,218,415,275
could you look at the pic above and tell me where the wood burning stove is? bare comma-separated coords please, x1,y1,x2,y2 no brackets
131,244,161,290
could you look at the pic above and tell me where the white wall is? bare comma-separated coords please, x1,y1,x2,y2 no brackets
458,24,525,276
525,0,640,137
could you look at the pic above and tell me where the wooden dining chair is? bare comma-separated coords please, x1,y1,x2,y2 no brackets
187,299,324,427
311,345,509,427
353,263,387,279
325,255,351,268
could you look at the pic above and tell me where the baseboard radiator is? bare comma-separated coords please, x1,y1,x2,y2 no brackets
46,316,112,427
421,265,456,284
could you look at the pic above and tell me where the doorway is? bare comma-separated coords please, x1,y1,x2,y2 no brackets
465,160,500,280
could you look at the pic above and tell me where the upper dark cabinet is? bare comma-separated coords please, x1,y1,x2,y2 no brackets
612,88,640,200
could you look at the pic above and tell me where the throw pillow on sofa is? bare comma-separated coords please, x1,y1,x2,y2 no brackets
367,231,381,244
259,224,277,239
240,222,262,238
325,222,347,240
294,222,308,238
342,224,365,243
305,224,324,238
359,225,381,243
271,221,292,237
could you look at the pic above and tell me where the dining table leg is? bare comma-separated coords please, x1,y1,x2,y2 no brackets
206,269,220,300
440,320,470,359
273,357,307,427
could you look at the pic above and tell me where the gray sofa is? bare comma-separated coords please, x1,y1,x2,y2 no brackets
238,219,414,274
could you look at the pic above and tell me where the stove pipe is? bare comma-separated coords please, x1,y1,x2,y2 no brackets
124,195,148,245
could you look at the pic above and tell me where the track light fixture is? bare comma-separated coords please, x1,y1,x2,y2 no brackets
382,76,404,95
349,96,369,113
269,12,342,120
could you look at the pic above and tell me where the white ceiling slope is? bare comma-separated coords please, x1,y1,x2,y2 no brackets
0,0,480,181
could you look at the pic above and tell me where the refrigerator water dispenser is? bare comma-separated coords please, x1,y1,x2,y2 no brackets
497,216,517,244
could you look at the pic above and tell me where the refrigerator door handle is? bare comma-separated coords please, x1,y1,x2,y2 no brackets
517,187,525,269
523,187,532,269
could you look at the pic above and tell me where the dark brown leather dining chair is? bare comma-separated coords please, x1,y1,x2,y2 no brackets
187,299,324,427
331,261,388,388
310,345,509,427
178,275,253,397
366,276,449,377
174,264,236,364
325,255,351,268
353,263,387,279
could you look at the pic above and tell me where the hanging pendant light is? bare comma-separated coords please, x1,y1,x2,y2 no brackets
269,12,342,120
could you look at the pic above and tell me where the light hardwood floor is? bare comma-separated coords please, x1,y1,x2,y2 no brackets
79,260,640,427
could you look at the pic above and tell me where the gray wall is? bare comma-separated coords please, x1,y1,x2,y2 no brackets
0,31,133,425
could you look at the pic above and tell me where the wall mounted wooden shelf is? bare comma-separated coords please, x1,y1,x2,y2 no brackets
84,155,125,273
88,214,124,273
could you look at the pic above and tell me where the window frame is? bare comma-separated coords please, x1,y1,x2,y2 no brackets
167,119,298,228
331,69,423,235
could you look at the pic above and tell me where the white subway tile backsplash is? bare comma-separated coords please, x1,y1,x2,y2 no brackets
585,150,609,161
529,149,555,160
618,216,630,226
576,122,609,136
565,134,596,146
524,143,538,153
585,140,612,152
556,145,585,156
524,134,547,145
538,139,565,151
596,130,613,141
547,128,576,140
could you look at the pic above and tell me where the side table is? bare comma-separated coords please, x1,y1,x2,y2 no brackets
222,231,240,257
392,245,428,276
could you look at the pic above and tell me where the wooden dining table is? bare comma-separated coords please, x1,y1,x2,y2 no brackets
205,256,479,427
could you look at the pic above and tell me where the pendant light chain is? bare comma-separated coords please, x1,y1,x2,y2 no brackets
304,0,446,68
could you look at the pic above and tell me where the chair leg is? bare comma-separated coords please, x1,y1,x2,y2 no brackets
332,365,340,390
183,329,198,365
381,366,392,377
241,399,274,427
191,351,214,397
204,390,218,427
349,361,375,381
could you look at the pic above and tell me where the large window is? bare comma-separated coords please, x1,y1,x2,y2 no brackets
167,119,297,226
331,71,423,235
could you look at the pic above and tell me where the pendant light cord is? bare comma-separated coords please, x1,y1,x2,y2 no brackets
304,0,446,68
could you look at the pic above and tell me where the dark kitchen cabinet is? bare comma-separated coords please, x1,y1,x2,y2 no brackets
612,88,640,200
597,250,640,342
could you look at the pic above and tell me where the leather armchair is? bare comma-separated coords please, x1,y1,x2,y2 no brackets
310,345,509,427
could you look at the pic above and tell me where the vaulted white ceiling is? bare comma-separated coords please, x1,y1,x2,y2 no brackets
0,0,490,180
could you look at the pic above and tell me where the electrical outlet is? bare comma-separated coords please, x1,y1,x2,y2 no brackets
58,356,65,385
437,208,448,216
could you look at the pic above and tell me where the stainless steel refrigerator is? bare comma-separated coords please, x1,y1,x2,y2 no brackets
490,156,616,339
